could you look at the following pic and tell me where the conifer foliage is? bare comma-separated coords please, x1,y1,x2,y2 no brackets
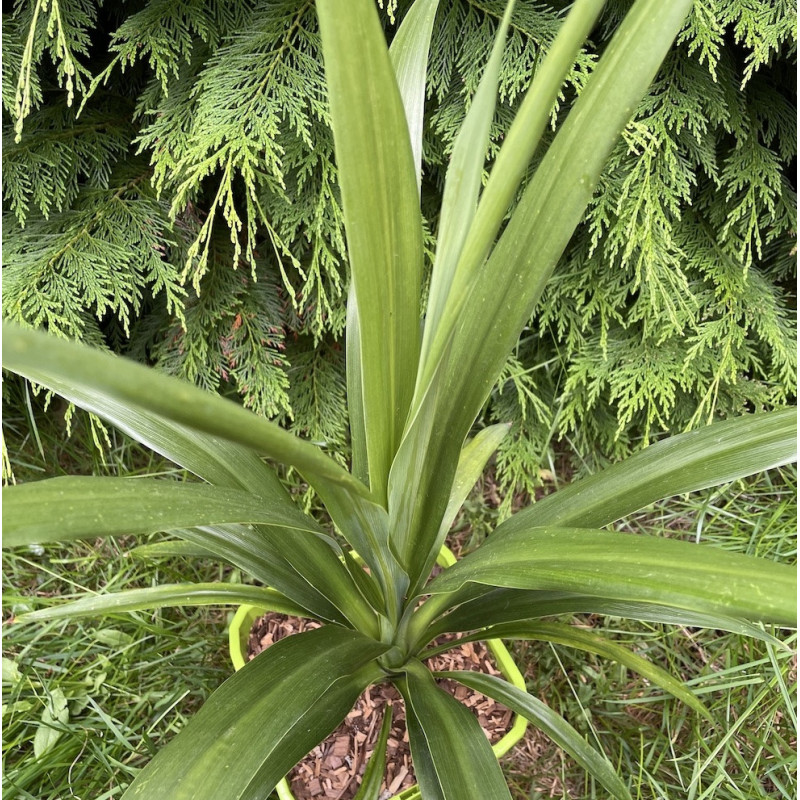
3,0,796,491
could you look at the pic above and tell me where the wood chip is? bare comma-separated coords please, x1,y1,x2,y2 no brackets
248,613,514,800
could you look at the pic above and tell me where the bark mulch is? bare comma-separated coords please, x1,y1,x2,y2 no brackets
247,612,514,800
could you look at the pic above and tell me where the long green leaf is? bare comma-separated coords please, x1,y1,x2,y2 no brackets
3,478,379,633
420,588,786,649
170,525,347,626
0,322,375,622
438,671,631,800
317,0,423,505
418,0,605,387
123,626,386,800
398,660,512,800
439,423,511,540
422,528,797,626
1,323,369,499
427,621,710,719
14,583,310,623
2,476,324,546
387,0,515,586
2,322,391,611
352,704,394,800
389,0,693,594
496,409,798,535
346,284,369,487
389,0,441,189
420,0,516,359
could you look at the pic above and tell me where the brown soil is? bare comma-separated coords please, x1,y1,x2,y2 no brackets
247,612,514,800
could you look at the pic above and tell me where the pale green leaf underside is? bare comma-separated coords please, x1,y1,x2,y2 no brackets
15,583,309,623
389,0,441,189
123,627,386,800
440,671,631,800
440,423,511,539
317,0,423,505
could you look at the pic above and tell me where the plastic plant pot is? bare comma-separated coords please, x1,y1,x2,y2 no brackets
227,547,528,800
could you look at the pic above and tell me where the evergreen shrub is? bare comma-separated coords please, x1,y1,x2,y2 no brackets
3,0,796,496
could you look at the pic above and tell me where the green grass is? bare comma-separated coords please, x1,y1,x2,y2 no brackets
2,393,232,799
2,391,796,799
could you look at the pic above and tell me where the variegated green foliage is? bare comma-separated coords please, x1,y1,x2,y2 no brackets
2,1,796,799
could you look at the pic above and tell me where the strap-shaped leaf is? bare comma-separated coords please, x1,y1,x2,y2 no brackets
427,621,710,719
3,478,378,633
436,0,695,429
420,0,515,360
418,0,605,389
420,588,786,648
14,583,309,623
387,0,515,586
422,528,797,626
437,671,631,800
388,0,693,594
2,322,392,608
389,0,441,190
346,284,369,487
2,476,324,546
123,626,386,800
496,409,798,535
439,423,511,540
398,660,512,800
2,323,369,498
317,0,423,505
352,704,394,800
173,525,347,626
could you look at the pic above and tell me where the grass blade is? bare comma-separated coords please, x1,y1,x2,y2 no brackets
352,703,394,800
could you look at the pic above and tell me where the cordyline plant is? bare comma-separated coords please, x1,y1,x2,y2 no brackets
2,0,797,798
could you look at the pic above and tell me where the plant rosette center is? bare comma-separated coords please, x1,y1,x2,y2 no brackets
229,605,528,800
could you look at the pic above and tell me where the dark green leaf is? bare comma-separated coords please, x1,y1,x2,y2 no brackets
423,528,797,626
123,626,386,800
398,660,511,800
427,621,710,718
